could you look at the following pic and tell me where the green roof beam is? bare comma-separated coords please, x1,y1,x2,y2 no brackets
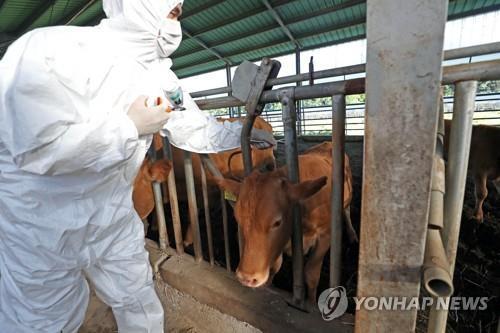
175,0,365,59
182,27,232,66
261,0,301,49
173,17,366,72
181,0,227,20
185,0,293,40
61,0,100,26
13,0,57,34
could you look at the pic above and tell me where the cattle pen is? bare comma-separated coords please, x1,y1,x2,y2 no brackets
1,1,500,333
137,41,500,332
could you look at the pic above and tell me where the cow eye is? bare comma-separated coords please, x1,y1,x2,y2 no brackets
272,220,281,228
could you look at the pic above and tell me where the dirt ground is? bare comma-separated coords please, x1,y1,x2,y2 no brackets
150,136,499,333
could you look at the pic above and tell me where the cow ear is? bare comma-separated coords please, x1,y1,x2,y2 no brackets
215,177,242,198
288,176,327,202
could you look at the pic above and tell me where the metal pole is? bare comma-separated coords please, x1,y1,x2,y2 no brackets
183,150,203,262
281,88,305,308
226,65,233,118
357,0,448,331
148,144,169,250
201,154,233,271
428,80,477,332
330,94,345,288
295,48,303,136
190,42,500,99
200,160,215,266
162,136,184,254
220,190,232,272
241,116,255,176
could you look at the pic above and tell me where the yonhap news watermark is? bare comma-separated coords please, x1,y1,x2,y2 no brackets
318,286,490,321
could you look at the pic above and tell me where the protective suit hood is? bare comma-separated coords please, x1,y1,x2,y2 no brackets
101,0,184,62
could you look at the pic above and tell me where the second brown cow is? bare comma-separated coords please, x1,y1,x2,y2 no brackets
217,142,355,303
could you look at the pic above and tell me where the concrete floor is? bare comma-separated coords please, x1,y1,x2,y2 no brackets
79,278,260,333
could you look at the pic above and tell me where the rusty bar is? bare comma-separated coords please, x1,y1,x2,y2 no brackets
281,88,305,308
428,80,477,333
183,150,203,262
162,136,184,254
241,115,255,176
220,190,232,272
148,144,169,250
201,154,233,271
191,42,500,99
200,160,215,266
330,94,345,288
195,59,500,111
356,0,448,331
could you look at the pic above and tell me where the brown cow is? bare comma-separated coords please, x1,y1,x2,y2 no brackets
133,117,276,243
444,120,500,222
216,142,354,303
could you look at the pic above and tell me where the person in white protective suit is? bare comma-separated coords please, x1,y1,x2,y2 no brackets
0,0,275,332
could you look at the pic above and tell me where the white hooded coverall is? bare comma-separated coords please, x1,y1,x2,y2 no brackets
0,0,243,332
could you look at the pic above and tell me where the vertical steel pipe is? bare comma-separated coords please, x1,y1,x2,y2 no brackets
200,160,215,265
241,115,256,176
183,150,203,262
295,48,303,136
281,88,305,307
148,144,169,250
330,94,345,288
220,190,232,272
239,114,256,256
162,136,184,254
357,0,448,331
428,80,477,333
201,154,232,270
226,65,234,117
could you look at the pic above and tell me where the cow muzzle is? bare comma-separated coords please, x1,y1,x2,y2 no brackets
236,268,269,288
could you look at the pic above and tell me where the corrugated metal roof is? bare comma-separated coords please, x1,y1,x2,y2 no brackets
1,0,499,78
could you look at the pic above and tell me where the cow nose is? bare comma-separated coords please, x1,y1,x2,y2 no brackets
236,269,262,288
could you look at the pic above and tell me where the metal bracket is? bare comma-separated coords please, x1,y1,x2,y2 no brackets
232,58,281,116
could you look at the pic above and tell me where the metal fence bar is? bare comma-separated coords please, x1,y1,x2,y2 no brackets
428,80,478,333
330,94,345,288
280,87,306,308
183,150,203,262
356,0,448,331
190,42,500,99
162,136,184,254
148,144,169,250
200,154,233,271
220,191,232,272
195,60,500,111
200,160,215,266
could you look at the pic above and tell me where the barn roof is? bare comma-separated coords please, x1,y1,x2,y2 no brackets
1,0,499,78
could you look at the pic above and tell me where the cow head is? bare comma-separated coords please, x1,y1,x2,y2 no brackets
217,168,327,288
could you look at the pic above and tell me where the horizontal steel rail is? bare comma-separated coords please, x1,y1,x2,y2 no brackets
190,42,500,99
195,60,500,110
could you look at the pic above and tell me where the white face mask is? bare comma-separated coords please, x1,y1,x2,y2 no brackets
157,18,182,58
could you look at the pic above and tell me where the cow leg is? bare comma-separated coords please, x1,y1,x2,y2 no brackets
304,235,331,304
473,173,488,223
343,206,358,243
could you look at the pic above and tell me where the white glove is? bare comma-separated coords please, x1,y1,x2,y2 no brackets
127,96,171,136
250,127,277,150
